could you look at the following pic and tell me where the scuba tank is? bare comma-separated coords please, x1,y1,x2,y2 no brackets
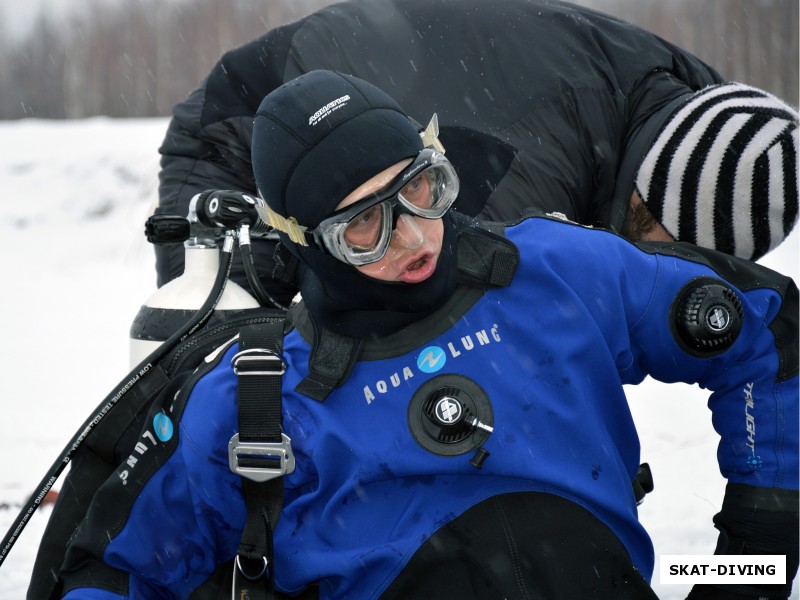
130,190,284,367
129,243,260,367
0,189,285,576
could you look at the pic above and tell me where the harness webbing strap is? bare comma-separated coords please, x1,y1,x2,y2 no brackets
295,327,362,402
236,479,278,599
237,333,283,444
232,320,287,600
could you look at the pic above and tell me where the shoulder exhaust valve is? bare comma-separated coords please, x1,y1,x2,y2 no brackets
671,277,743,357
407,374,494,468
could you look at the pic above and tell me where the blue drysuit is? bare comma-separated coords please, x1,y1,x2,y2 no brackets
61,216,798,599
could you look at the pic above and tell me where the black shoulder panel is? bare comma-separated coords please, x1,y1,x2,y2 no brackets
638,241,798,381
202,18,306,126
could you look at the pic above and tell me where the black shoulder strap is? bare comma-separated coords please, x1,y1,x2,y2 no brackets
230,319,292,600
295,325,363,402
454,214,519,289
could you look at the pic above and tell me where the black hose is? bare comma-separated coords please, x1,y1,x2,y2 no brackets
0,234,236,567
240,225,288,311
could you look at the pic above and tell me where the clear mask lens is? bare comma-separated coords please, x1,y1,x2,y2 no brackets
343,203,387,251
318,150,458,265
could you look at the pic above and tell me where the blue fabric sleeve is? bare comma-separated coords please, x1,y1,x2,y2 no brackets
511,220,798,490
59,344,246,598
633,254,797,489
600,240,798,489
101,359,245,597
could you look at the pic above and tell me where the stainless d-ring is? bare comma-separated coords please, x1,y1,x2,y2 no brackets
235,554,268,580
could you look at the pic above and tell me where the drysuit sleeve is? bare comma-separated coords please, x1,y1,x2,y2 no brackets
59,347,248,598
523,218,798,597
618,242,798,487
620,240,798,599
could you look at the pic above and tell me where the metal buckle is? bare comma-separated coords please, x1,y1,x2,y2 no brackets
232,555,269,596
232,348,286,376
228,433,295,482
235,554,268,580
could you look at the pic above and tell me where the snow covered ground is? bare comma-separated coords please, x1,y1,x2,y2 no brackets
0,117,797,599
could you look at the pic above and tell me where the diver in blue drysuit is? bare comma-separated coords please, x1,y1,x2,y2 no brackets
59,71,798,600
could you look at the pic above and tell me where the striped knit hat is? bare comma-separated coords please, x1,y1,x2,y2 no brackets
635,83,798,260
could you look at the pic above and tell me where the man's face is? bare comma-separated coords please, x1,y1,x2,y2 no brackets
334,159,445,283
623,190,675,243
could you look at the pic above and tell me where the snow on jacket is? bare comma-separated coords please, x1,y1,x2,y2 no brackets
61,215,798,599
154,0,723,298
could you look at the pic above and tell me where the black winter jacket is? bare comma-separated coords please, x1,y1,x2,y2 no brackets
155,0,722,300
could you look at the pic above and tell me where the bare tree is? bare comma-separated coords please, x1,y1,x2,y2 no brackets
579,0,798,102
0,0,795,120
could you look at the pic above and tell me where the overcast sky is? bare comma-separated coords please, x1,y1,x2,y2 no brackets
1,0,70,39
0,0,124,40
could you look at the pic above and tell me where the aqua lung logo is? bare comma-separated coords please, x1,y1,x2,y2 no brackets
363,323,502,404
418,346,446,373
153,413,174,442
117,412,174,485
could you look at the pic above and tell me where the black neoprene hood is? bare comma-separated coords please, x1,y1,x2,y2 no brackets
249,70,459,339
252,70,424,228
